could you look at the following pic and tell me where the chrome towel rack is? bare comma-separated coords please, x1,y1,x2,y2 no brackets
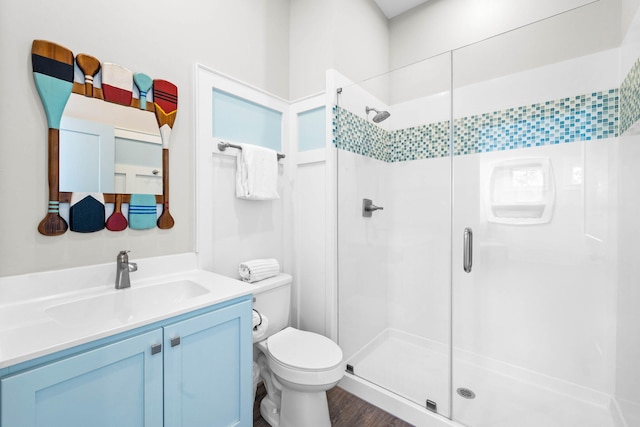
217,141,286,160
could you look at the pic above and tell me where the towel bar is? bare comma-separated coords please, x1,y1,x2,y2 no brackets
218,141,285,160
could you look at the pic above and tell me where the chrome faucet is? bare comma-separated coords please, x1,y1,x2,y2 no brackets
115,250,138,289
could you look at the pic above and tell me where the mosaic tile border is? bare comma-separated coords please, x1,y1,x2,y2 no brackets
621,57,640,134
389,121,451,161
333,88,620,162
455,89,618,156
332,106,389,161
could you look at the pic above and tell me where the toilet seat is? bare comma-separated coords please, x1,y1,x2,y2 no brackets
267,327,342,371
260,327,344,387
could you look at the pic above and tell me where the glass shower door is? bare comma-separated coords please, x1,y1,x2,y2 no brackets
336,52,453,417
450,14,618,427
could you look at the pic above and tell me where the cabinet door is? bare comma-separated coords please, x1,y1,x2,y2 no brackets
1,329,163,427
164,299,252,427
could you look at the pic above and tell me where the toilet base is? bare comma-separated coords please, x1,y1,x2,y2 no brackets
259,387,331,427
279,387,331,427
260,395,281,427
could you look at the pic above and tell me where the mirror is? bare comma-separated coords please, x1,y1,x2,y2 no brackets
31,39,177,235
60,94,162,195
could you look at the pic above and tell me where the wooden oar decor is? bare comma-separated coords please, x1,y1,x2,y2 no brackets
133,73,152,110
153,79,177,229
32,40,75,236
102,62,133,106
105,194,128,231
69,192,105,233
75,54,100,97
31,40,179,234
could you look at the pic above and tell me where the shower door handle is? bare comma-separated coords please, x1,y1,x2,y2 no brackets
463,227,473,273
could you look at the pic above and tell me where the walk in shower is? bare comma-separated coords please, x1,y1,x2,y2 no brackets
334,4,635,426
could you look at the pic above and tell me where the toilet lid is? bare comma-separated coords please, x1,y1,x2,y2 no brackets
267,327,343,371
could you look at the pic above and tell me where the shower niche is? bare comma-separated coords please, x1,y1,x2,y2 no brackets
484,158,555,225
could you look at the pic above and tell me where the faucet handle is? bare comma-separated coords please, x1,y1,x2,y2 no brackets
117,250,130,262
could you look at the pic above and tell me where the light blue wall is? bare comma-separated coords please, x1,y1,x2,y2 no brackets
297,107,325,151
212,89,282,151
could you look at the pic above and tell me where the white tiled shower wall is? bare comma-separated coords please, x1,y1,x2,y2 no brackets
337,41,631,401
448,46,620,395
615,4,640,424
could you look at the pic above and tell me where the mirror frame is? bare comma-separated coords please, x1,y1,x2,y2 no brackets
31,40,176,235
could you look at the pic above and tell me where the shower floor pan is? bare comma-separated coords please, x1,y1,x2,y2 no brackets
346,328,618,427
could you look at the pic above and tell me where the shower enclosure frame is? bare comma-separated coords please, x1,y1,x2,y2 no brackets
331,52,457,425
331,6,624,425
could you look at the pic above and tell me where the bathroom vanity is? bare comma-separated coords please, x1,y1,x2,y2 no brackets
0,254,254,427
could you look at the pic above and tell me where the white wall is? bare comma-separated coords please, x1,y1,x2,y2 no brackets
195,66,290,282
615,4,640,425
294,159,326,333
451,49,618,395
622,0,640,37
387,157,451,345
289,0,334,100
337,151,390,360
616,139,640,426
453,50,620,117
452,142,618,394
289,0,390,100
389,0,620,72
289,94,328,335
0,0,290,277
286,0,393,341
447,41,621,396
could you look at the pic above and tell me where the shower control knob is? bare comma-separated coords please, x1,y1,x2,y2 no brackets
362,198,384,217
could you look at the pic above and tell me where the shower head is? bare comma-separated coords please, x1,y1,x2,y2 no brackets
365,106,391,123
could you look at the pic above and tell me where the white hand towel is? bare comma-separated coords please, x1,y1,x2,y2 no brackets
235,143,280,200
238,258,280,283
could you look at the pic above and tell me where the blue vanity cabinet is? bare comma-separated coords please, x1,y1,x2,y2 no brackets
0,329,164,427
163,298,253,427
0,296,252,427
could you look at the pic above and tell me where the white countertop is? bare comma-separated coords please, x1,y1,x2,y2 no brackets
0,253,255,369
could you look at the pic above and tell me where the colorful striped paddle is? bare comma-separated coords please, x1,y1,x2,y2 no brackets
32,40,74,236
128,194,157,230
133,73,152,110
153,79,177,229
102,62,133,106
75,54,100,97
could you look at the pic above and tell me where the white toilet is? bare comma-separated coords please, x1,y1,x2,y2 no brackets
252,273,344,427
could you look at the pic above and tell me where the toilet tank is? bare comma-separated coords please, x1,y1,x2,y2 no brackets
251,273,292,339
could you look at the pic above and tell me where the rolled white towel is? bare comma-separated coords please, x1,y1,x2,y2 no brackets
238,258,280,283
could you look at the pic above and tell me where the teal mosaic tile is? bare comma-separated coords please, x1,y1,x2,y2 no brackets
454,89,619,155
332,106,451,162
388,122,451,161
621,57,640,134
332,106,389,162
333,88,620,162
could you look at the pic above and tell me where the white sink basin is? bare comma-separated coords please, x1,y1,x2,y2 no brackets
46,280,210,326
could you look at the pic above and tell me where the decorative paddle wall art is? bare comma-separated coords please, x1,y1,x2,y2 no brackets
31,40,178,235
152,79,177,230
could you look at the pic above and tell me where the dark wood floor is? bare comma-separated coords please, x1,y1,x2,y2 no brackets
253,383,414,427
